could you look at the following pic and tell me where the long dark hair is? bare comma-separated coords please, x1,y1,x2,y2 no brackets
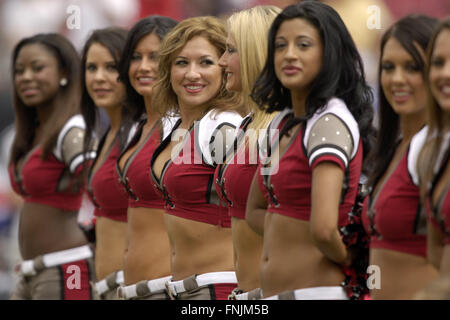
80,27,129,153
10,33,80,164
251,1,375,164
118,15,178,121
367,14,438,188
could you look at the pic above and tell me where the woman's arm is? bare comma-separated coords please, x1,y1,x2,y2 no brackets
246,170,268,236
427,221,445,270
310,162,350,266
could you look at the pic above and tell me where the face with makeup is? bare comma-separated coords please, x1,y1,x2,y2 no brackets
14,44,64,107
128,32,161,98
85,42,125,110
429,28,450,113
273,18,323,96
380,37,427,116
219,34,241,92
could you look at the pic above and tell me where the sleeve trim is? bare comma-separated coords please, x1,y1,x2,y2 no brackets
309,148,348,169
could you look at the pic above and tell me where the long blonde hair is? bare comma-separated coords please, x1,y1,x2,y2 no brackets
418,18,450,201
227,5,281,133
151,16,238,118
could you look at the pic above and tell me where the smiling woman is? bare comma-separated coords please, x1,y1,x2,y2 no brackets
247,1,375,300
79,27,130,300
418,18,450,283
362,14,440,300
215,6,281,299
114,15,178,301
9,33,96,300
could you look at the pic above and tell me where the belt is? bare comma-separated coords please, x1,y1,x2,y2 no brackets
229,287,263,300
95,270,124,296
264,286,348,300
167,271,237,299
117,275,172,299
18,245,93,276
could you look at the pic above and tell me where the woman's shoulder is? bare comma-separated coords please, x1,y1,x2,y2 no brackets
200,109,244,128
53,114,95,172
304,98,360,157
408,126,429,186
197,109,243,166
161,114,181,140
312,97,356,124
54,114,87,157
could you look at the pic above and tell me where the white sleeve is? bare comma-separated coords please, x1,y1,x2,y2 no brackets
408,126,428,186
53,115,96,173
196,109,243,166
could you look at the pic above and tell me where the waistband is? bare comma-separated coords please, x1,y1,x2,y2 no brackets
167,271,237,299
117,275,173,299
229,287,263,300
95,270,124,296
18,245,93,277
264,286,348,300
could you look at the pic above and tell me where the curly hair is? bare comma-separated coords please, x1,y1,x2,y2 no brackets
151,16,238,118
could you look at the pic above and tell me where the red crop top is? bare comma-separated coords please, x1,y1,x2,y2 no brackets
8,115,96,211
214,115,269,219
150,110,243,227
117,117,177,209
87,132,128,222
362,127,428,257
257,98,362,226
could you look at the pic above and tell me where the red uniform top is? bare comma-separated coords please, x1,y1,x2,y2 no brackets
8,115,95,211
427,132,450,244
117,117,176,209
362,127,428,257
87,133,128,222
151,110,243,227
257,98,362,226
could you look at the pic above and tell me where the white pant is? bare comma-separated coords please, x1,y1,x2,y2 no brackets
264,286,348,300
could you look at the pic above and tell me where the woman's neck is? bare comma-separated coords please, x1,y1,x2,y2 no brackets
104,106,123,133
144,96,160,128
399,110,426,142
179,103,208,129
290,91,307,118
444,113,450,133
35,102,55,128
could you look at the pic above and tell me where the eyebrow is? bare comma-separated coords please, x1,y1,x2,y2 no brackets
276,35,314,41
175,55,215,60
133,50,157,54
85,59,115,64
15,59,44,66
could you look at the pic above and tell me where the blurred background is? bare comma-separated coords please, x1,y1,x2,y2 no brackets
0,0,448,299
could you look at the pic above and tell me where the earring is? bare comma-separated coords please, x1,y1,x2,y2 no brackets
60,78,68,86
